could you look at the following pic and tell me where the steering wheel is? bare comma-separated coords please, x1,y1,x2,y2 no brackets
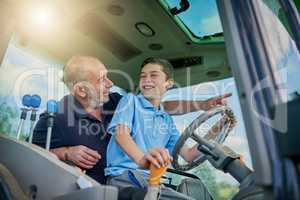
172,105,236,171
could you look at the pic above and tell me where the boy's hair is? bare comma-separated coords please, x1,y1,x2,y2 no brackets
140,57,174,80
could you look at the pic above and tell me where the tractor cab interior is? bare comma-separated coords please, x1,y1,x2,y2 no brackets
0,0,300,200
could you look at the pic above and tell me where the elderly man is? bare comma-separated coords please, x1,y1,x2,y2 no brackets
32,55,230,184
33,56,117,184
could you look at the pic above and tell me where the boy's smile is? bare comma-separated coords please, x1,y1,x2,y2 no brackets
139,63,169,101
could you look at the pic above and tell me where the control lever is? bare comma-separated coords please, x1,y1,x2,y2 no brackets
144,164,167,200
192,132,252,183
28,94,41,143
45,100,58,150
16,95,31,140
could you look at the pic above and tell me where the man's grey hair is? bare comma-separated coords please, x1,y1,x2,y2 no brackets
62,56,101,91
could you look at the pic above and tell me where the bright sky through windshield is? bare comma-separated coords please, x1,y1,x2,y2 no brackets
165,0,223,37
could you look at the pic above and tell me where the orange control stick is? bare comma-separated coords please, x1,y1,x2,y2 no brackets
148,164,167,186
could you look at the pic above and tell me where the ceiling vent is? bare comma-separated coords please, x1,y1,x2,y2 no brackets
169,56,203,69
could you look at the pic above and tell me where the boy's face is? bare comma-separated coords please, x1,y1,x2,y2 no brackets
139,63,172,100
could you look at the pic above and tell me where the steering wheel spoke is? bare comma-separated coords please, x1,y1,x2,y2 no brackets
190,132,200,142
172,106,236,171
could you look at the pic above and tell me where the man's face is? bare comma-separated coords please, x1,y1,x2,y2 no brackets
83,63,113,107
139,63,170,100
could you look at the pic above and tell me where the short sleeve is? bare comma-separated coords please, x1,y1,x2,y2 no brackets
165,117,180,154
106,93,135,136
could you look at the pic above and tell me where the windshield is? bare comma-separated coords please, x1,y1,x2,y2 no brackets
160,0,224,42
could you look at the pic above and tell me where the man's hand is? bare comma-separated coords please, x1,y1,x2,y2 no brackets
65,145,101,169
138,148,172,169
203,93,232,111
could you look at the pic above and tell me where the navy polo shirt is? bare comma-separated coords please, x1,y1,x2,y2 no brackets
32,93,122,184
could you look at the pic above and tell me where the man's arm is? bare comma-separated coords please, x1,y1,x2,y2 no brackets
114,124,171,169
50,147,68,161
50,146,101,169
163,93,232,115
33,130,101,170
32,113,101,169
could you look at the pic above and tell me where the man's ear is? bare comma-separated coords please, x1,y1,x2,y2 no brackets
74,84,87,98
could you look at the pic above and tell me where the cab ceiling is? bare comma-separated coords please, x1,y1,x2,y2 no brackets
1,0,231,91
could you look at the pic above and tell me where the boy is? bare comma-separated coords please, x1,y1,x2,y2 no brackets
105,58,203,199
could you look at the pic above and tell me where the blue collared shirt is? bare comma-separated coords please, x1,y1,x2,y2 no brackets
105,93,179,177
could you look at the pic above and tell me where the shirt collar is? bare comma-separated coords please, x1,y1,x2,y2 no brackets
137,94,166,115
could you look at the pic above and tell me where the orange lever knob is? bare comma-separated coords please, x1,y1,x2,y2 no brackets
148,164,167,186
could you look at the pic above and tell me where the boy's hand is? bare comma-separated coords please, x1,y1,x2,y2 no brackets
203,93,232,111
138,147,172,169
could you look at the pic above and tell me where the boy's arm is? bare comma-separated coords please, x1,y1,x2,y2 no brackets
163,93,232,115
115,124,171,169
